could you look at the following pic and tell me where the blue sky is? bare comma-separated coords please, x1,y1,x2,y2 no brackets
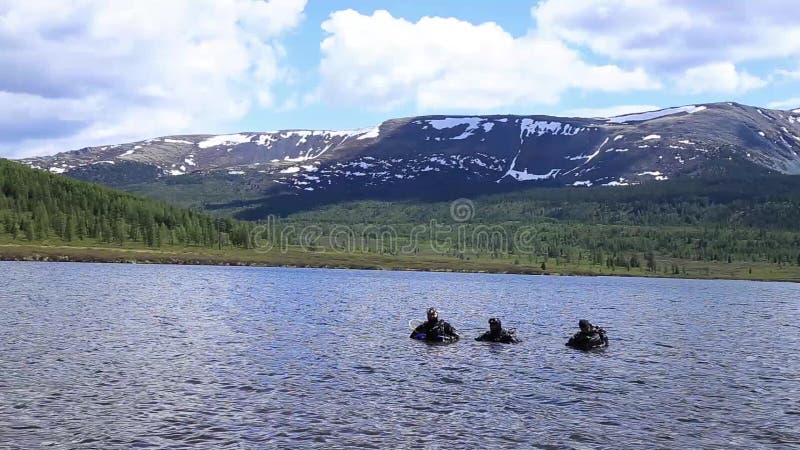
2,0,800,157
238,0,542,132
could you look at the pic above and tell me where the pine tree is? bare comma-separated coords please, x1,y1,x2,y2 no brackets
64,213,75,242
23,219,35,241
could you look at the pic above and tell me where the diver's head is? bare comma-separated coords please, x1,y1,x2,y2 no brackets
427,307,439,322
489,317,502,332
578,319,592,332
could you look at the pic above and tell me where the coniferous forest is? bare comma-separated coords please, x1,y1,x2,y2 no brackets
0,159,254,249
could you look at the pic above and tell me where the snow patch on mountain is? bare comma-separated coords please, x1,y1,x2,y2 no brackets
638,171,669,180
506,168,560,181
608,105,706,123
198,134,252,149
569,146,603,161
428,117,479,130
256,134,276,147
642,134,661,141
520,119,584,138
356,126,380,140
425,117,496,140
164,138,193,144
584,138,608,164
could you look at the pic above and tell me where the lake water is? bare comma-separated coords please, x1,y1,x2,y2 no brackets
0,262,798,449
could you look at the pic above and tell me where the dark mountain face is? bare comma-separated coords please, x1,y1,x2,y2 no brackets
19,102,800,217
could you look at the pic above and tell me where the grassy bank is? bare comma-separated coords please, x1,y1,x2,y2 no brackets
3,242,800,282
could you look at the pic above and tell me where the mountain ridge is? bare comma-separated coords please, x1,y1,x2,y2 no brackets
18,101,800,217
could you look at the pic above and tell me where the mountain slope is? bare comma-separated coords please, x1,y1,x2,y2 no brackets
0,159,253,247
20,102,800,217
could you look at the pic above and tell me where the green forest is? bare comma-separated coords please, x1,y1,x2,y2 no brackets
0,159,254,249
284,175,800,229
274,174,800,271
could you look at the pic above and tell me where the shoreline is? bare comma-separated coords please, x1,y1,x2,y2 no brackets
2,243,799,283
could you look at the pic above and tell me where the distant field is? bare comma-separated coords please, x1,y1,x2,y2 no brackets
3,240,800,283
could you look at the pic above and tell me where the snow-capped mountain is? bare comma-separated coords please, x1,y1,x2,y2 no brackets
19,102,800,206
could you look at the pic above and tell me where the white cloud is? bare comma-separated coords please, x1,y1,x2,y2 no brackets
776,67,800,80
0,0,306,157
533,0,800,68
767,98,800,110
675,63,766,94
560,105,662,118
318,9,659,111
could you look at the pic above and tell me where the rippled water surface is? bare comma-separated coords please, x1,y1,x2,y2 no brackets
1,262,799,449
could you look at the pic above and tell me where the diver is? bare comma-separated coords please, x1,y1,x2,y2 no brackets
410,307,460,343
566,319,609,350
475,317,520,344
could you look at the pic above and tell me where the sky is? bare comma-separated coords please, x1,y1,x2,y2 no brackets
2,0,800,158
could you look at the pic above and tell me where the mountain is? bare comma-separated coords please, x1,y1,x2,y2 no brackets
19,102,800,218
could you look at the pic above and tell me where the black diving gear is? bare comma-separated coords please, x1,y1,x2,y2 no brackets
566,319,608,350
475,317,520,344
410,307,460,343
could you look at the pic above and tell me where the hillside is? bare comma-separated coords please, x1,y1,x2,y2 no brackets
270,173,800,268
19,102,800,219
0,159,253,248
283,174,800,229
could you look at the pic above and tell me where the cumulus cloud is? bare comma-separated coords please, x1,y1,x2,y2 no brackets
675,63,766,94
0,0,306,157
560,105,662,119
533,0,800,69
318,9,659,112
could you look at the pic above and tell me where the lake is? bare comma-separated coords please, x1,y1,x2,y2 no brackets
0,262,798,449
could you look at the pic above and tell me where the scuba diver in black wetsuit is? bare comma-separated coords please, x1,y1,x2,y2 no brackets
410,307,460,343
475,317,520,344
566,319,609,350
